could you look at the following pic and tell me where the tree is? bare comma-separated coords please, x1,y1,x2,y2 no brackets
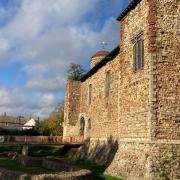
67,63,85,81
34,118,44,135
43,102,64,136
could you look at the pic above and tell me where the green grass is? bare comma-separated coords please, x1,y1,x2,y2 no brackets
77,161,121,180
0,146,121,179
0,145,21,153
0,158,55,174
0,145,63,157
28,145,63,157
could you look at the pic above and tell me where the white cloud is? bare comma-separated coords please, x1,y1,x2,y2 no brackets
1,0,98,41
25,76,66,92
0,38,9,56
0,0,122,118
39,94,55,107
0,87,25,108
0,86,59,118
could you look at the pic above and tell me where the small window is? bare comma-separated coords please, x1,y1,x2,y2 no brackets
87,118,91,129
80,117,85,136
133,39,144,71
88,84,92,105
105,71,111,97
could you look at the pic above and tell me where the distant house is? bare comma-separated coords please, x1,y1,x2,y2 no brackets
0,114,24,130
0,114,35,130
22,118,36,130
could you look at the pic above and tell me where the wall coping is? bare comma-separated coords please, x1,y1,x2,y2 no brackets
88,138,180,145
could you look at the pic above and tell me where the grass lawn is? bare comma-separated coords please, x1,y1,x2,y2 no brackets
77,161,121,180
28,145,63,157
0,145,21,153
0,145,63,157
0,146,121,179
0,158,55,174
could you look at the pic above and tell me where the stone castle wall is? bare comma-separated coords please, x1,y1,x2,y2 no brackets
80,54,120,139
118,0,150,139
63,80,81,137
106,141,180,180
155,0,180,140
63,0,180,179
106,0,180,179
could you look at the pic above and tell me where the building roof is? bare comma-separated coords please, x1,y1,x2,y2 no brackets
0,115,28,124
91,50,109,58
116,0,142,21
81,46,120,82
0,115,18,123
22,118,36,129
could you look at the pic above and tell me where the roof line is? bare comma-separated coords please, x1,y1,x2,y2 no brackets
80,46,120,82
116,0,142,21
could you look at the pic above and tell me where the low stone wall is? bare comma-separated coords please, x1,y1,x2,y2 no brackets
42,158,79,171
0,168,92,180
14,156,92,179
18,155,42,166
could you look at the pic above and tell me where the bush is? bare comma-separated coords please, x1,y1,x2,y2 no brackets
0,128,40,136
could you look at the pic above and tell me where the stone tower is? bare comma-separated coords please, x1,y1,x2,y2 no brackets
90,50,109,69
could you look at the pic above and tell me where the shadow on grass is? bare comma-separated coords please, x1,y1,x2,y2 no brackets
66,136,120,179
77,160,120,180
0,158,54,174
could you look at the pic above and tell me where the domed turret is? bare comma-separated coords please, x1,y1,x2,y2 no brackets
90,50,109,69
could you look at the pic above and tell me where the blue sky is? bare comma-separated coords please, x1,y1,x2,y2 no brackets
0,0,131,118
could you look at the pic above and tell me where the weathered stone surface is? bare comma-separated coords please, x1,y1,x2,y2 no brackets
63,0,180,179
63,80,81,138
106,142,180,180
155,0,180,140
0,168,92,180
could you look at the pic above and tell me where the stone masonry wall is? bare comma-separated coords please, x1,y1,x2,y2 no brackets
63,0,180,179
106,141,180,180
118,0,150,138
80,54,120,139
63,80,81,137
155,0,180,140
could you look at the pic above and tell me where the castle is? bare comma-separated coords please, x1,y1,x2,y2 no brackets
63,0,180,179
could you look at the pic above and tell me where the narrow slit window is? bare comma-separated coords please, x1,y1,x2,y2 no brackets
105,71,111,97
133,39,144,71
88,84,92,105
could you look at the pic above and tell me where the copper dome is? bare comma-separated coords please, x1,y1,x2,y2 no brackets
91,50,109,58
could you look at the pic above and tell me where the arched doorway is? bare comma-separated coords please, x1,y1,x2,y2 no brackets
79,116,85,136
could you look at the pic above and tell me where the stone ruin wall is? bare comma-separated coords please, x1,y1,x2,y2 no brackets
63,80,81,138
155,0,180,140
80,54,120,139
